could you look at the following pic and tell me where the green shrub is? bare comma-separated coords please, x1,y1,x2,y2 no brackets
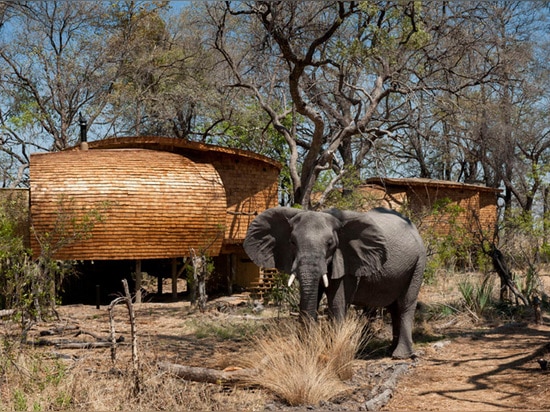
0,195,108,324
264,271,300,315
459,275,494,319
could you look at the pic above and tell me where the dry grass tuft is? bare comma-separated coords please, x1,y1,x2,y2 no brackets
241,313,369,406
0,337,266,411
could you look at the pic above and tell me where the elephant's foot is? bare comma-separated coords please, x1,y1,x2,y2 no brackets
390,344,415,360
391,350,417,360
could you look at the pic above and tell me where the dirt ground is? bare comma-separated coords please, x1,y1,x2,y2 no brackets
386,321,550,411
14,274,550,411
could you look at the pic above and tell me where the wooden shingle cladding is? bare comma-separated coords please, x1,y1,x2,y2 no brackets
30,136,281,262
84,136,281,253
360,177,501,237
30,149,227,260
214,155,280,249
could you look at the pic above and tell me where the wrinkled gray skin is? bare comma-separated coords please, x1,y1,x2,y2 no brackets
243,207,426,359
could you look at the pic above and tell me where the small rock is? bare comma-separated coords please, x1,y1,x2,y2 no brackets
433,340,451,350
252,301,264,313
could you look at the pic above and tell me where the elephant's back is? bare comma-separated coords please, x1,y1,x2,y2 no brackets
352,208,425,307
367,208,425,257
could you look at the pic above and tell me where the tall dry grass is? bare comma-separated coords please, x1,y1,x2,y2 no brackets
0,308,367,410
241,313,369,406
0,339,267,411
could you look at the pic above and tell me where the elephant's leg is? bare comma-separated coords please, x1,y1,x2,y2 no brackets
388,299,417,359
325,278,349,321
387,301,400,354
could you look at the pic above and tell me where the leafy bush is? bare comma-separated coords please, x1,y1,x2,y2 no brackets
0,195,108,324
420,199,480,272
264,271,300,315
459,275,494,319
493,209,548,304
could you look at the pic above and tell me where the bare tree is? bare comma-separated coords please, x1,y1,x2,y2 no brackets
103,2,223,138
205,1,504,208
0,2,121,185
0,1,175,186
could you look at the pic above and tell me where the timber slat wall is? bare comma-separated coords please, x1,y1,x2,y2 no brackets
214,155,280,242
30,149,227,260
84,136,281,251
359,177,500,238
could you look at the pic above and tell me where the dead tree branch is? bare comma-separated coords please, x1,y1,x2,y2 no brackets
157,361,257,386
108,279,141,396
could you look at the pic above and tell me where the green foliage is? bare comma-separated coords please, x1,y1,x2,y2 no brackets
1,349,72,411
12,389,26,411
515,265,543,304
424,303,458,320
354,0,430,63
459,275,494,319
0,195,109,324
501,208,550,265
264,272,300,316
189,318,262,341
497,208,548,303
420,198,478,273
316,166,385,211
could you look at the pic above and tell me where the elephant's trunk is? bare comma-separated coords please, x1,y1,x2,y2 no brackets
298,274,321,321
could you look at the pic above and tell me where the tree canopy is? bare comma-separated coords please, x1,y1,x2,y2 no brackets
0,1,548,217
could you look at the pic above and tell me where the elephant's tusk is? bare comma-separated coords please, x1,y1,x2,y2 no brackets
288,273,296,287
322,274,329,288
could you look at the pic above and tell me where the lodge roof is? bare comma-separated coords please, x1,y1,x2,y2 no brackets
364,177,502,193
79,136,282,170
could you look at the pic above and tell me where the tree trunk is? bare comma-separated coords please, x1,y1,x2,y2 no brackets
190,249,208,312
490,246,529,306
157,362,257,386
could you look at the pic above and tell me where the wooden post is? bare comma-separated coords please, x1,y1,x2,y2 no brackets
534,296,543,325
109,279,141,395
171,258,178,301
228,254,237,295
157,275,163,296
96,285,101,309
135,260,142,304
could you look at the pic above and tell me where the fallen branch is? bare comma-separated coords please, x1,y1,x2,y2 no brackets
74,330,106,341
55,342,115,349
50,351,78,361
0,309,15,318
158,361,257,386
365,363,410,411
35,334,123,348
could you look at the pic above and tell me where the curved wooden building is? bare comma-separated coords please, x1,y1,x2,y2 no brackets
31,149,227,260
29,137,281,302
30,136,281,261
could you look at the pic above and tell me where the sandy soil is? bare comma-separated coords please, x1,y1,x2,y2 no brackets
386,321,550,411
28,295,547,411
16,276,550,412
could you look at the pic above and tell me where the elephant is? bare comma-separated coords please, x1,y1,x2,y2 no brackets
243,206,426,359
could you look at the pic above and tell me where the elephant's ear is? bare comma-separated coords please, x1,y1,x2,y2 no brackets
325,209,387,278
331,247,345,280
243,207,302,274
